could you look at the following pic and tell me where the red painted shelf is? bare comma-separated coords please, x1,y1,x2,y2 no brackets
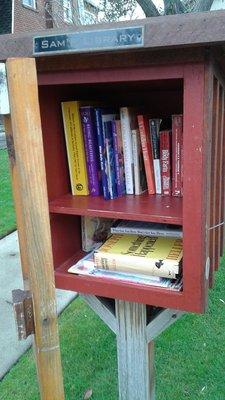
54,251,183,310
49,193,183,225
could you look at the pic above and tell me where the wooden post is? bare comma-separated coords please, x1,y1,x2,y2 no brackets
5,58,65,400
82,295,184,399
116,300,155,400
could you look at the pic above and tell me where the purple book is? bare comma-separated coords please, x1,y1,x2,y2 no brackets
80,106,101,196
112,120,126,196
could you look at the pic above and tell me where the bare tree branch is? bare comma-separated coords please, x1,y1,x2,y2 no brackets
192,0,214,12
164,0,186,14
136,0,160,17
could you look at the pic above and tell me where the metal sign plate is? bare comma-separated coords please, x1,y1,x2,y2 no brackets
33,26,144,56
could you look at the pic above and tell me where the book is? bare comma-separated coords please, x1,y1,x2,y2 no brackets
94,108,110,200
112,120,126,196
81,216,115,252
104,120,117,199
149,118,162,194
172,114,183,197
131,128,147,195
79,106,101,196
137,114,155,195
68,250,183,290
110,220,182,238
94,234,183,279
160,130,172,196
120,107,135,194
61,101,89,195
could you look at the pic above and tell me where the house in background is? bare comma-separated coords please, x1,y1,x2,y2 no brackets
0,0,99,35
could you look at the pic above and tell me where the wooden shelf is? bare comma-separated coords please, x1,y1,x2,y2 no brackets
54,251,183,310
49,193,182,225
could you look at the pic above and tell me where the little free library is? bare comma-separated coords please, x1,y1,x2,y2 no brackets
1,9,225,400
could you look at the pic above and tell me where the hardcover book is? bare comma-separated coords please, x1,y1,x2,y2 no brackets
111,220,182,238
131,128,147,195
68,250,183,291
94,108,110,200
149,118,162,194
172,114,183,197
80,106,101,196
61,101,89,195
112,120,126,196
94,234,183,279
137,114,155,195
160,130,172,196
120,107,135,194
104,120,118,199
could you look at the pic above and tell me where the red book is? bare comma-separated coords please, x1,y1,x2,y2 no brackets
137,115,155,195
172,115,183,197
160,130,172,196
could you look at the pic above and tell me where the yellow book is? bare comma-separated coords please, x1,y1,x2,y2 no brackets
61,101,89,195
94,234,183,279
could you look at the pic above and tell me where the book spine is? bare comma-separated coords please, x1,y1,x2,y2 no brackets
115,120,126,195
112,120,124,196
160,130,172,196
172,115,183,197
104,121,117,199
94,108,110,200
61,101,89,195
110,226,182,238
80,107,101,196
137,115,155,195
120,107,134,194
94,252,178,279
149,119,162,194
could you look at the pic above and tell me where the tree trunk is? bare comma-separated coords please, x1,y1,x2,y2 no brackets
193,0,214,12
136,0,160,17
164,0,185,14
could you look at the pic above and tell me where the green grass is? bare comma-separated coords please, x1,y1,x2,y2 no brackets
0,149,16,237
1,147,225,398
1,258,225,400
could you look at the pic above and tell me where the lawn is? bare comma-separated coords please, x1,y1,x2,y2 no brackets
0,149,16,237
1,148,225,399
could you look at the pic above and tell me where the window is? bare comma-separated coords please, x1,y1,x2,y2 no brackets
63,0,73,23
22,0,36,9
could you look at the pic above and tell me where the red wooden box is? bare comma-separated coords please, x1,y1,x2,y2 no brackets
4,11,225,313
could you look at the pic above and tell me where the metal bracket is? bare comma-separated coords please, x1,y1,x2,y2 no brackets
12,289,35,340
0,63,10,115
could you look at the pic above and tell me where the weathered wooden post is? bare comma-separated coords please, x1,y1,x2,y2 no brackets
0,60,65,400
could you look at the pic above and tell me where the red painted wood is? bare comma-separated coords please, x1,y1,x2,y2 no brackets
54,252,188,311
50,214,81,268
182,63,208,312
220,89,225,255
215,85,224,269
38,65,184,86
209,77,218,285
49,193,183,225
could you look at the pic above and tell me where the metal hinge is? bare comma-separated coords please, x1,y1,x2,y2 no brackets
12,289,35,340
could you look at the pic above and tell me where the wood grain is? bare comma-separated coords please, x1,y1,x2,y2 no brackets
6,58,65,400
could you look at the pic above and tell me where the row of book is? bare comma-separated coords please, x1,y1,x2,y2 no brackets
68,217,183,291
61,101,183,199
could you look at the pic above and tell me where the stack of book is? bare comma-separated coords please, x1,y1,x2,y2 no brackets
61,101,183,200
69,216,183,291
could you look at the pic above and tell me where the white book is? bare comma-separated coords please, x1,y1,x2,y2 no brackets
111,220,182,238
120,107,135,194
